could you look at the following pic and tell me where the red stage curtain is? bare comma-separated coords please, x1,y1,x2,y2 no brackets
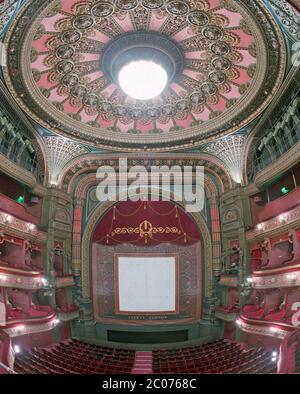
93,201,201,246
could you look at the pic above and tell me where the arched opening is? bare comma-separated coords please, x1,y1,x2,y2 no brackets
91,200,203,326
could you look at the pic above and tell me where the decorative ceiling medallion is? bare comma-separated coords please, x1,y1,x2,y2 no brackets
4,0,285,151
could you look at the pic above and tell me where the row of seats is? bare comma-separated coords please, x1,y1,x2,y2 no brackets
13,339,278,374
13,339,135,374
152,340,277,374
242,288,300,323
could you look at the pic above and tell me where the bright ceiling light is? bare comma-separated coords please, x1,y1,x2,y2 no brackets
118,60,168,100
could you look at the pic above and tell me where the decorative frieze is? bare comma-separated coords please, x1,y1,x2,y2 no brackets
251,266,300,289
1,314,58,337
219,274,239,287
55,275,75,288
237,317,290,339
246,205,300,240
0,267,46,290
56,310,79,322
0,210,46,241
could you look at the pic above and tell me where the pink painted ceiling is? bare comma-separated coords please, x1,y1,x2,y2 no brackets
30,0,256,134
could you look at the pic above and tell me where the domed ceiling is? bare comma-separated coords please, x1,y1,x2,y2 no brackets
4,0,285,151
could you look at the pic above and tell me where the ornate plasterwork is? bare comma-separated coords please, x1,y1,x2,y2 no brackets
215,309,237,322
0,267,46,290
269,0,300,41
202,134,247,184
246,204,300,241
55,275,75,288
0,0,18,36
2,314,58,337
238,316,295,339
0,210,47,242
43,136,89,185
4,0,286,151
80,192,213,299
219,274,239,287
251,265,300,289
56,310,79,321
58,153,232,193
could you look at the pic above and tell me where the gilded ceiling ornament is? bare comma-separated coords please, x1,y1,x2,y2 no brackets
3,0,286,151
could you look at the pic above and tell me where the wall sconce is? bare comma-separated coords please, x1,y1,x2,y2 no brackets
28,223,35,232
236,318,242,327
257,223,264,231
278,214,287,223
15,325,25,334
4,214,12,224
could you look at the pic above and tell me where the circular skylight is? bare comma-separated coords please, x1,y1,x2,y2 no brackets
118,60,168,100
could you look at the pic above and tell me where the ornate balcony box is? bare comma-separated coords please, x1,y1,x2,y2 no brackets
55,275,75,288
219,274,239,288
215,305,239,322
56,310,80,322
0,265,45,290
0,313,58,337
252,265,300,289
56,305,79,321
238,316,297,340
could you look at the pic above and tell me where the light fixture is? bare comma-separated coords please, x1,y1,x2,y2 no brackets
257,223,264,231
0,274,7,281
16,196,24,204
281,186,289,195
279,214,287,223
28,223,35,232
5,214,12,224
118,60,168,100
287,273,296,281
14,345,21,354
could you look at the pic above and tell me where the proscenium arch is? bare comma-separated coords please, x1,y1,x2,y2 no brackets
80,190,213,305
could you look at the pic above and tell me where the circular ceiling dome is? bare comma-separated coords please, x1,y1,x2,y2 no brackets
100,31,184,100
118,61,168,100
4,0,285,151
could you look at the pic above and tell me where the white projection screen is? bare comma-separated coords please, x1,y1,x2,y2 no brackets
116,255,178,314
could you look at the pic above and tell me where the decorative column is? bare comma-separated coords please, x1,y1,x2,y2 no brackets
209,196,222,277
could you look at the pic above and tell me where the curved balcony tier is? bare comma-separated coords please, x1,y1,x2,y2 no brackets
0,265,46,290
251,265,300,289
237,315,298,340
0,313,58,337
